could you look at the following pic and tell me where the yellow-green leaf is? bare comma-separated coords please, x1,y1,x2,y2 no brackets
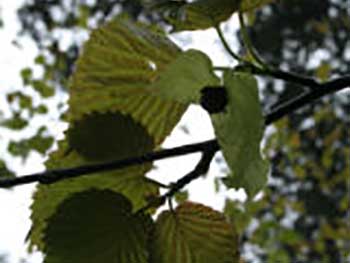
70,17,187,145
43,190,152,263
210,71,269,197
150,49,220,103
150,202,239,263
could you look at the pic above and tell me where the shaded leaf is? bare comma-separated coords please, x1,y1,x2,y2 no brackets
43,190,151,263
67,112,154,162
150,202,239,263
150,49,220,104
211,71,269,197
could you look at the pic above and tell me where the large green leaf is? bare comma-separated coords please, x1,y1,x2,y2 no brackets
150,0,240,32
150,202,239,263
150,49,220,104
210,71,269,197
70,17,187,145
29,132,157,251
43,190,152,263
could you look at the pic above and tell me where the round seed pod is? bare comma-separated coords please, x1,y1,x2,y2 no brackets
200,86,228,114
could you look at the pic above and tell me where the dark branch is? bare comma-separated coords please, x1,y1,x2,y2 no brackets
236,63,322,89
0,140,219,188
0,75,349,189
139,145,217,212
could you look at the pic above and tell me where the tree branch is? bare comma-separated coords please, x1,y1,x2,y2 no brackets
139,145,217,212
0,75,349,189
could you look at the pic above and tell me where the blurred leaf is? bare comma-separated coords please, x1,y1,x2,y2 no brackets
240,0,275,12
211,71,269,197
224,199,252,234
0,114,28,130
316,61,331,82
151,0,240,32
20,68,32,85
34,54,46,65
150,202,239,262
43,190,151,263
0,160,15,178
31,80,55,98
7,127,53,160
150,49,220,103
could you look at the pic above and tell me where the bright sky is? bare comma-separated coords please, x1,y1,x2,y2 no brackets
0,2,243,262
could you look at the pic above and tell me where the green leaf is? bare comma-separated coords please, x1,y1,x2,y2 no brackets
150,49,220,103
70,16,187,145
210,71,269,197
240,0,275,12
29,128,158,251
152,0,240,32
150,202,239,263
43,190,151,263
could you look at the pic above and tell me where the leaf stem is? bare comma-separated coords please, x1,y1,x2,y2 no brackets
238,11,269,69
215,25,242,62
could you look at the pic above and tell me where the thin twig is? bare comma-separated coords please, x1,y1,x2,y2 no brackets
215,25,242,62
139,147,217,212
238,11,269,69
0,75,349,189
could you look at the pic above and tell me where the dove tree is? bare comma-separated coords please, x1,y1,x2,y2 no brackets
0,0,349,262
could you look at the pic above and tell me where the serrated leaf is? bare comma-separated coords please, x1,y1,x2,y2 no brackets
43,190,151,263
240,0,275,12
70,17,187,145
210,71,269,197
29,129,157,251
150,202,239,263
150,49,220,103
152,0,240,32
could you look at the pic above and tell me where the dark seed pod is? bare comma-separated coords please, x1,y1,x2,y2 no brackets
200,86,228,114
